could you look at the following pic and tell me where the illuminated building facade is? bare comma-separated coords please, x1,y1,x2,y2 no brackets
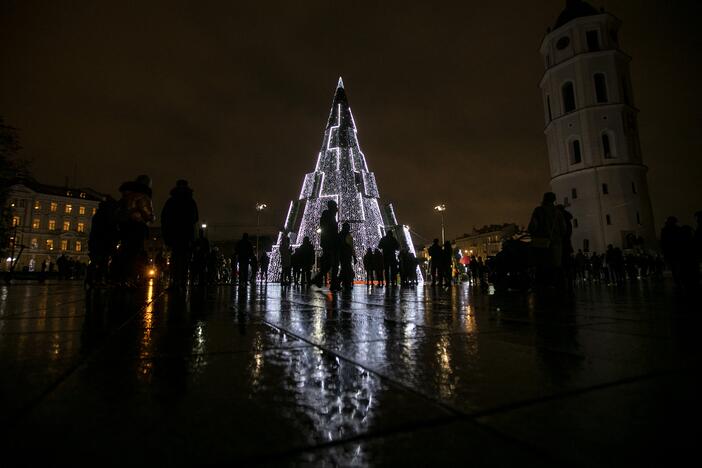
454,224,520,260
3,180,102,271
268,78,418,281
540,0,655,253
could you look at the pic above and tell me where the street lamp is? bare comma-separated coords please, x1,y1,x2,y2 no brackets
255,202,267,257
433,204,446,244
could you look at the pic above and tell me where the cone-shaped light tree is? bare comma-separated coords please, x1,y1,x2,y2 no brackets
268,78,419,281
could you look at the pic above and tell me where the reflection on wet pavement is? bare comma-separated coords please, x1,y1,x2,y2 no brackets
1,281,699,466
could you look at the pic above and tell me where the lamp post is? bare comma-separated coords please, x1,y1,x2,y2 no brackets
433,204,446,244
255,202,267,257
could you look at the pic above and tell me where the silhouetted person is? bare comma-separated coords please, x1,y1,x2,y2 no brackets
661,216,683,286
428,239,442,286
114,175,154,287
87,196,119,286
280,233,292,285
528,192,566,290
235,233,254,287
312,200,340,290
441,241,453,286
291,247,302,284
373,248,384,286
161,180,199,291
259,251,269,283
296,236,315,285
399,248,413,286
339,222,357,289
57,254,68,280
378,231,399,286
363,247,374,285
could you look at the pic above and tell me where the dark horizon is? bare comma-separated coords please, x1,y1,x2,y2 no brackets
1,0,701,242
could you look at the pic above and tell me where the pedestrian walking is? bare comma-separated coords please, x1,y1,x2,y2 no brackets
235,233,254,287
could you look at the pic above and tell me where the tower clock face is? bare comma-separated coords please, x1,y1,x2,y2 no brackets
556,36,570,50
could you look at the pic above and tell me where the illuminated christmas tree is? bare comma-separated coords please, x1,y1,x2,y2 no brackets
268,78,419,281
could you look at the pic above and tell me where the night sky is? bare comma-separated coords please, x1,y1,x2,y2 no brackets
1,0,700,243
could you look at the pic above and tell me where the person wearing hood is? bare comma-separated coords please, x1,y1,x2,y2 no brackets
161,180,199,290
114,174,154,287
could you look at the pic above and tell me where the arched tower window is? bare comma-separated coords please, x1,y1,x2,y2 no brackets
594,73,608,103
602,132,614,159
562,82,576,113
570,139,582,165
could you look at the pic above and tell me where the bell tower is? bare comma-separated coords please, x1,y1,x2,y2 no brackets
540,0,655,253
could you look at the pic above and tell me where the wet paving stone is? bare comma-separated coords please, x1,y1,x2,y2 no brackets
1,280,698,466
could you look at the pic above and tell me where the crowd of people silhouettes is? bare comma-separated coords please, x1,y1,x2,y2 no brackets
83,179,700,297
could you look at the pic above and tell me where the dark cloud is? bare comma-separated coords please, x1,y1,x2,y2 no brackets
1,0,700,241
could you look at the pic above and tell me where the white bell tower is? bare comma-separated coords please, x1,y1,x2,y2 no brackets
540,0,655,254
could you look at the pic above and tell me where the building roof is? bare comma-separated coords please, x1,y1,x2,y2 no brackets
9,177,105,202
554,0,600,29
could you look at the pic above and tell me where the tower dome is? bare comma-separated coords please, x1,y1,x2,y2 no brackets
554,0,600,29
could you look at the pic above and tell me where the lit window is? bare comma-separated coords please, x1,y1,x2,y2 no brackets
48,219,56,230
65,204,72,214
34,201,41,210
61,240,68,251
50,202,58,212
12,216,20,227
31,238,38,249
79,206,86,215
77,222,85,233
92,207,97,215
75,241,82,252
32,219,41,230
63,221,71,231
46,239,54,250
